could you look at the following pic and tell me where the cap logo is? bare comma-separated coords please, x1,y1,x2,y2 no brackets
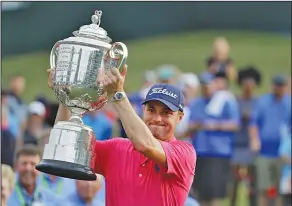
149,87,178,99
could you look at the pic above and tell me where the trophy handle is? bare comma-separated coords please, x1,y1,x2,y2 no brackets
50,43,59,68
104,42,128,72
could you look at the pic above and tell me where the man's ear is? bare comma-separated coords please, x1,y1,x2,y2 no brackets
177,111,184,124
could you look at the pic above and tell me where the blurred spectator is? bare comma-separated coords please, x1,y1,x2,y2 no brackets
129,70,157,117
157,64,180,84
2,164,15,206
177,73,200,104
63,174,105,205
230,66,261,206
201,57,218,80
37,173,76,197
185,196,200,206
6,74,27,136
8,144,61,206
176,73,200,142
1,91,16,168
16,101,49,150
249,74,291,206
190,72,240,206
286,76,291,95
208,37,237,81
278,126,291,206
1,89,19,138
82,111,112,141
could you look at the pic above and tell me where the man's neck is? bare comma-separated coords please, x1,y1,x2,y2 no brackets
81,197,94,204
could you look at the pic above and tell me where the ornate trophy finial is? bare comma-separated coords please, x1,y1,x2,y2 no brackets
91,10,102,26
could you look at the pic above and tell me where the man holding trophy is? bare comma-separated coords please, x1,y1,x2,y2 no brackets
36,10,196,206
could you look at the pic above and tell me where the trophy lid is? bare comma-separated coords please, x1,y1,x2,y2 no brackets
72,10,112,43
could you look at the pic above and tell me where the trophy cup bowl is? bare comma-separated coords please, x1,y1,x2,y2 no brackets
35,10,128,180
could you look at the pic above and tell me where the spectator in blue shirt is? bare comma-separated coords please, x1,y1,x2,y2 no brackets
249,74,291,206
63,174,105,206
230,66,261,206
188,72,240,205
83,111,112,141
37,173,76,197
185,196,200,206
278,127,291,206
8,144,61,206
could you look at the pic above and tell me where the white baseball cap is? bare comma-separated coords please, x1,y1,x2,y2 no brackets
28,101,46,117
178,73,200,89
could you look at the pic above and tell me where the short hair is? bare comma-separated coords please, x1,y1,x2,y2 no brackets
16,144,42,160
1,164,16,191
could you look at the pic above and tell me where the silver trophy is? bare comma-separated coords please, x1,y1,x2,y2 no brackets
36,10,128,180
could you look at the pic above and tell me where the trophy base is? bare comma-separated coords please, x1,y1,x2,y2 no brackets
36,159,97,181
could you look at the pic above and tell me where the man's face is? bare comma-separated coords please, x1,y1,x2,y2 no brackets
27,114,44,132
16,155,40,187
241,79,256,93
143,101,183,141
76,177,102,202
201,83,214,98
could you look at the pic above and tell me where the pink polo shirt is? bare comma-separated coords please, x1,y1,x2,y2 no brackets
93,137,196,206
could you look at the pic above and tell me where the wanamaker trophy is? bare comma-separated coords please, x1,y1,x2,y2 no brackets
35,10,128,181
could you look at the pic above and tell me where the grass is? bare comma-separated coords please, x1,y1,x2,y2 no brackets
2,30,291,103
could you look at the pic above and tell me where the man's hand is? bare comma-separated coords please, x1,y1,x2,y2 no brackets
103,65,127,95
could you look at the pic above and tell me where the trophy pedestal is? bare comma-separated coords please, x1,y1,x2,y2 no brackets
36,120,97,181
36,159,96,180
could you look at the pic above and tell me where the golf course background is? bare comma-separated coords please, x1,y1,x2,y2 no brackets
2,30,291,103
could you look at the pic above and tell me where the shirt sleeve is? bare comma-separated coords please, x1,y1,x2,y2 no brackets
160,140,196,179
93,138,119,176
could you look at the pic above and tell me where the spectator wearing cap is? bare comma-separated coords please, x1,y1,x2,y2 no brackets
230,66,261,206
157,64,180,84
16,101,50,152
188,73,240,205
249,74,291,206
